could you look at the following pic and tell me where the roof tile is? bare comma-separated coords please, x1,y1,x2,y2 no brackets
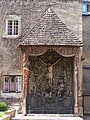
20,8,83,46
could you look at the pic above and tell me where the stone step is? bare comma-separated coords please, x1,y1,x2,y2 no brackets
11,114,83,120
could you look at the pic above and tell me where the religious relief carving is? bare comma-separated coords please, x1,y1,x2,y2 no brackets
57,79,66,98
26,49,74,114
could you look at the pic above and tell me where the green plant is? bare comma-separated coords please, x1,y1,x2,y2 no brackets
0,112,5,117
0,102,9,112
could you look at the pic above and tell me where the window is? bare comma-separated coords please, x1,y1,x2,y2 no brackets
7,20,18,35
3,76,22,93
87,2,90,12
82,1,90,15
4,15,21,37
82,1,87,13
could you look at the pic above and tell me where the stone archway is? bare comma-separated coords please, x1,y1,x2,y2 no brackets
26,49,74,114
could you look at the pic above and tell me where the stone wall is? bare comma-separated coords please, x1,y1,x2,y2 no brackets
82,16,90,115
0,0,82,75
83,16,90,65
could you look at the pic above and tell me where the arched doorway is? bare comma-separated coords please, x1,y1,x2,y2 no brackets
26,49,74,114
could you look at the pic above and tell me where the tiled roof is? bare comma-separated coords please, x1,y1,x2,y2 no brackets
20,8,83,46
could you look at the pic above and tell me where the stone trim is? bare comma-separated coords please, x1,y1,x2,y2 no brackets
21,46,83,116
22,53,29,115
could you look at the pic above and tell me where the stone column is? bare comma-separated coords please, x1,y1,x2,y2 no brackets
22,53,29,115
77,48,83,116
74,56,78,115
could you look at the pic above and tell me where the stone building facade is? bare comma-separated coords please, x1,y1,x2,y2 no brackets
82,0,90,114
0,0,83,116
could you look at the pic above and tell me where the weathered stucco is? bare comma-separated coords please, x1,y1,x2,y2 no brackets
82,16,90,114
83,16,90,65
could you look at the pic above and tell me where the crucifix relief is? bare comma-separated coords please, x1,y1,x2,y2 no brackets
39,49,62,88
27,49,74,114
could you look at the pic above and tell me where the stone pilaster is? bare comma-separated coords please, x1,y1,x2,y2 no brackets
74,56,78,115
74,48,83,117
22,53,29,115
77,48,83,116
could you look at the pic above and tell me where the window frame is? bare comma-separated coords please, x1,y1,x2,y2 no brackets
82,1,90,15
4,15,21,38
82,1,87,14
6,20,19,36
3,75,22,93
17,76,22,92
